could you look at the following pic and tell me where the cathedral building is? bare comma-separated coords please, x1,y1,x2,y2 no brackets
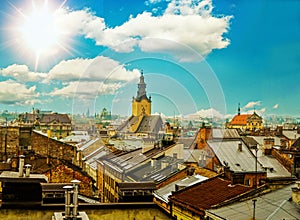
117,71,163,137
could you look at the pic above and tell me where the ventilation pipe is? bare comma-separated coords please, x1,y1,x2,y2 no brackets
63,185,73,218
24,164,32,177
71,179,81,218
19,155,25,177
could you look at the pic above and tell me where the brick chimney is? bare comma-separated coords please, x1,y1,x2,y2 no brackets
196,125,212,149
263,138,274,155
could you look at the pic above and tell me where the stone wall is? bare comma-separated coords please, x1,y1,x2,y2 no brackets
31,131,75,162
45,164,93,197
0,126,20,160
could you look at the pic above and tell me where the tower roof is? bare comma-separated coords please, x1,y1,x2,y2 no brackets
135,70,151,102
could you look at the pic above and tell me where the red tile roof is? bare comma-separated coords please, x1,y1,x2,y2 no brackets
169,177,252,213
229,114,251,126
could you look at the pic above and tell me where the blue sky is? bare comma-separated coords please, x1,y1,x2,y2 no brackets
0,0,299,117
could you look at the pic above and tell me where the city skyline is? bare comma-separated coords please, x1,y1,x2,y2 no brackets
0,0,299,117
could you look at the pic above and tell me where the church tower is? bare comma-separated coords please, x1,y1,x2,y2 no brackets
132,70,151,116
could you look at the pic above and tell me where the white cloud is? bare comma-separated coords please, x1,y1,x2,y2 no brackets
55,8,106,42
46,56,140,82
273,104,279,109
50,81,122,100
243,101,261,109
1,64,47,82
54,0,231,61
0,80,39,105
186,108,225,119
245,107,266,116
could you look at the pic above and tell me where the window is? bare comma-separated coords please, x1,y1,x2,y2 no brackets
245,179,250,186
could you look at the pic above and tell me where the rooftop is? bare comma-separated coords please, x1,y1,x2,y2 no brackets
154,174,208,203
229,114,252,126
125,155,185,183
212,128,240,139
169,177,252,212
207,184,300,219
207,140,265,173
0,171,48,183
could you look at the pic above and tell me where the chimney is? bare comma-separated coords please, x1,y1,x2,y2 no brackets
71,179,81,217
263,138,274,155
151,158,157,167
63,185,73,218
187,167,195,176
19,155,25,177
24,164,31,177
161,160,169,169
277,126,283,136
238,142,243,152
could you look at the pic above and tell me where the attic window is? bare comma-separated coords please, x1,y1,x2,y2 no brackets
235,163,240,166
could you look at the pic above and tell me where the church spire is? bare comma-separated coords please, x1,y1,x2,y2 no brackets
136,69,147,100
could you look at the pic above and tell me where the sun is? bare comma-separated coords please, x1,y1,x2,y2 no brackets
21,6,59,55
10,0,68,69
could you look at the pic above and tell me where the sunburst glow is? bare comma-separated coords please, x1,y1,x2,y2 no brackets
21,7,59,54
10,0,69,69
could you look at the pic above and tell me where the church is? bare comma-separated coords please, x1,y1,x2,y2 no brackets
227,104,263,131
117,71,164,138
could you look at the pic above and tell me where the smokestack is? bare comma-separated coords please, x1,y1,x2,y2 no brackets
19,155,25,177
24,164,32,177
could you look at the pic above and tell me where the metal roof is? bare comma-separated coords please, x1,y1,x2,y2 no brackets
153,175,208,203
250,148,291,178
283,130,300,140
125,155,185,183
184,149,206,163
207,140,264,172
207,184,300,220
212,128,240,139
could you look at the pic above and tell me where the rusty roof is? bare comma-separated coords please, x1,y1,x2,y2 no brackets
169,177,252,212
229,114,251,126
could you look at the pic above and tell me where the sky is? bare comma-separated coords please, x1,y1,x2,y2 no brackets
0,0,299,118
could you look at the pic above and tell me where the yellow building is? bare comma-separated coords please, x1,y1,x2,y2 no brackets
117,71,164,136
18,110,72,139
132,70,151,117
227,105,263,131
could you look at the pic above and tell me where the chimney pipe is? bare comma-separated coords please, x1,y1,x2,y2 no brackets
71,179,81,217
19,155,25,177
24,164,31,177
63,185,73,218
